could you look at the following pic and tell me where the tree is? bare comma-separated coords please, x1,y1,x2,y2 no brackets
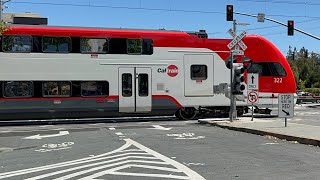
286,46,320,90
0,20,9,35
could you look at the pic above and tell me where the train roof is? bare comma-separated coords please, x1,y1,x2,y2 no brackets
4,24,267,40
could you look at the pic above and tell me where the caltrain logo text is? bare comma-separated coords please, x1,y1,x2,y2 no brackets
157,65,178,77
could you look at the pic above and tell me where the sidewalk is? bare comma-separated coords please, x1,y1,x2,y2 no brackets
198,117,320,146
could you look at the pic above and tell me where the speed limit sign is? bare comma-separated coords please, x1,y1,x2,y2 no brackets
248,91,259,104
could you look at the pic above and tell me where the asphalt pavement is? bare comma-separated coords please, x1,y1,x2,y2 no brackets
1,118,320,180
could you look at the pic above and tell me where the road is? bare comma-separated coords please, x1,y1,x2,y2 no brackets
291,105,320,126
1,115,320,180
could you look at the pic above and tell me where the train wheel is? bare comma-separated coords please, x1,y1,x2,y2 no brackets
178,107,196,120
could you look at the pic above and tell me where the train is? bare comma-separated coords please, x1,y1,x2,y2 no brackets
0,25,296,120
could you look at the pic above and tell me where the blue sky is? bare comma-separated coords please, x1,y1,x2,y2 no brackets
6,0,320,55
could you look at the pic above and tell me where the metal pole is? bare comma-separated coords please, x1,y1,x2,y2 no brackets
232,20,237,120
233,20,237,35
229,51,234,122
285,117,287,127
251,106,254,121
234,11,320,41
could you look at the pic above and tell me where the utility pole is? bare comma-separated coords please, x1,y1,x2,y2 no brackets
0,0,11,22
0,0,3,21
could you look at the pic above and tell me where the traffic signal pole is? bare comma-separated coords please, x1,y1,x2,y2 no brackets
229,20,237,122
234,11,320,41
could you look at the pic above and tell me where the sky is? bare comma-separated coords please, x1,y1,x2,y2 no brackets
5,0,320,55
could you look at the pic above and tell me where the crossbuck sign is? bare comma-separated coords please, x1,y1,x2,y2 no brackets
227,29,247,51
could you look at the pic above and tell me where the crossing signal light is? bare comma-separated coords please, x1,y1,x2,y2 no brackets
288,20,294,36
232,63,245,95
226,5,233,21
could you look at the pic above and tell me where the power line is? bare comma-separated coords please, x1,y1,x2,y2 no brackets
207,18,320,35
9,1,320,19
261,26,320,36
238,0,320,6
10,1,226,14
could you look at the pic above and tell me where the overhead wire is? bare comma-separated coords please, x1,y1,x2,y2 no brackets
7,0,320,37
8,1,320,19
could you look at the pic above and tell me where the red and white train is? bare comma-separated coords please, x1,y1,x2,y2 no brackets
0,25,296,120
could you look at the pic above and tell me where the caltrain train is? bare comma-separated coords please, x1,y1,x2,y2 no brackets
0,25,296,120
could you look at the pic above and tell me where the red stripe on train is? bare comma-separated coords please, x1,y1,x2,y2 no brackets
0,95,183,108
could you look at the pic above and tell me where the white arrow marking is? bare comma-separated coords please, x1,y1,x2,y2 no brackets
150,125,172,131
23,131,69,140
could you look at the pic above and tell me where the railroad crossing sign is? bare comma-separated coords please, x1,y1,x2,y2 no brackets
247,90,259,104
278,94,294,118
247,73,259,90
227,29,247,51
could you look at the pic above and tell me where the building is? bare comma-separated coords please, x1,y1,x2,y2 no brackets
3,12,47,25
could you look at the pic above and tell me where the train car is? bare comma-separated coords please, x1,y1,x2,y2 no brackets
0,25,296,120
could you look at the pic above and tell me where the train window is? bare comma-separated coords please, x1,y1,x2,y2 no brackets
142,39,153,55
122,73,132,97
191,65,207,80
42,36,71,53
3,81,33,98
80,38,108,54
272,62,287,76
138,74,148,96
2,36,32,52
127,39,142,54
81,81,109,96
109,38,127,54
247,62,272,76
42,81,71,97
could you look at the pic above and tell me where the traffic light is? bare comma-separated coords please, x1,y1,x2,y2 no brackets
288,20,294,36
225,54,237,69
226,5,233,21
232,63,245,95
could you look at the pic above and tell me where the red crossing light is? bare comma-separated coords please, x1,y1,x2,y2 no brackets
226,5,233,21
288,20,294,36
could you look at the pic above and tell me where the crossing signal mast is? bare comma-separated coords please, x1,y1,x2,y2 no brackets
232,63,245,95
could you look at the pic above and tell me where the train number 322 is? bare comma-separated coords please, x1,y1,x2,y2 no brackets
274,78,283,83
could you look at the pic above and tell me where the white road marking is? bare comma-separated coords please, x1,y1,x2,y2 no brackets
0,138,206,180
0,131,11,133
23,131,69,140
53,128,66,131
115,132,123,136
167,133,205,140
183,162,205,166
35,147,72,153
80,164,187,180
39,125,53,128
0,141,132,179
150,125,172,131
109,127,116,130
35,142,74,153
263,142,279,145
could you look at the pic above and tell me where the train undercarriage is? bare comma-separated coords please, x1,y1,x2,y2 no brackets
174,106,273,120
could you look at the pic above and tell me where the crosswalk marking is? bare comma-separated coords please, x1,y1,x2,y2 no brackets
0,138,205,180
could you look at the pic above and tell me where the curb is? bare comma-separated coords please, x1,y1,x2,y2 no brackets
198,120,320,147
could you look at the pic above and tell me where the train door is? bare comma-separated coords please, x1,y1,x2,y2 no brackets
119,67,152,113
184,54,214,96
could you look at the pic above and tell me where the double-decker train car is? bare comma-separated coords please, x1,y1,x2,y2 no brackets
0,25,296,120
